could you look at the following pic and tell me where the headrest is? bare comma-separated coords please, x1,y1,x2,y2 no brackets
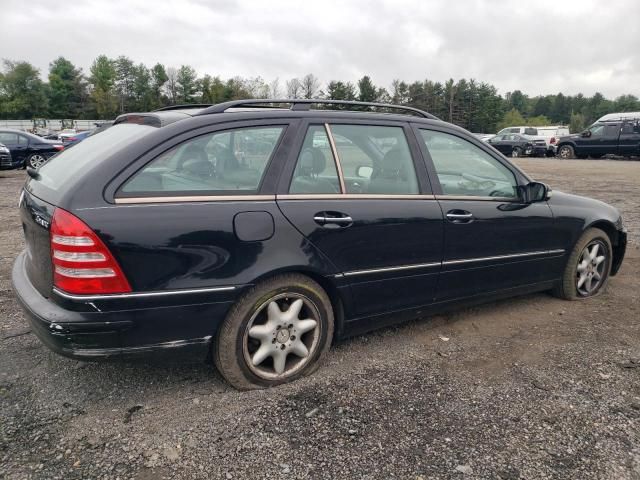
298,148,326,175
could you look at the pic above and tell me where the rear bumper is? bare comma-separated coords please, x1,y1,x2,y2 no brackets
12,251,238,361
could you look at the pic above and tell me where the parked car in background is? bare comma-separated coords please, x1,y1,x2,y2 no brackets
557,117,640,159
12,99,626,390
0,129,64,169
487,133,547,157
0,142,12,169
62,130,92,147
88,121,114,137
496,125,569,156
473,133,496,142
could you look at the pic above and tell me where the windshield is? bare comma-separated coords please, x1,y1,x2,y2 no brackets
37,124,155,192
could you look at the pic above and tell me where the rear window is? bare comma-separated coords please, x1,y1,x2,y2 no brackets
37,124,155,191
118,126,285,197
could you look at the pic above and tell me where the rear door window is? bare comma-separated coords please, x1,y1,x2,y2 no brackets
289,126,340,194
329,124,419,195
0,132,18,145
120,126,285,196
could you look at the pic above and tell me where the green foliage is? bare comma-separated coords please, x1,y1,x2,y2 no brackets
569,112,586,133
1,54,639,129
48,57,87,118
0,60,48,119
176,65,198,103
89,55,117,119
497,108,526,131
326,81,357,101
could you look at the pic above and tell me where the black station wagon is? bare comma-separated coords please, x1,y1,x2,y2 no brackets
13,99,627,389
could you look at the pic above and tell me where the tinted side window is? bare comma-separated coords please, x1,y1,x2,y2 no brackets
330,124,419,195
0,133,18,144
121,126,284,196
604,124,620,137
17,135,29,146
524,127,538,136
289,126,340,194
420,130,517,198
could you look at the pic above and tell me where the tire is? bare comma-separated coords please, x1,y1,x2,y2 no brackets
214,273,334,390
27,153,48,169
558,145,575,159
511,147,522,158
552,228,612,300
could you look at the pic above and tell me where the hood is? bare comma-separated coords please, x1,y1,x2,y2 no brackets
547,190,621,224
559,133,581,141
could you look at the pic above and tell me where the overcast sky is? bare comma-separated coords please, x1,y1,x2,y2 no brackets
1,0,638,98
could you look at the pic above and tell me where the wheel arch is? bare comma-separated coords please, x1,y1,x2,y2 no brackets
584,219,624,276
248,266,346,341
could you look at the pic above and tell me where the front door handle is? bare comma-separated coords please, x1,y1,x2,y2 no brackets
446,210,474,223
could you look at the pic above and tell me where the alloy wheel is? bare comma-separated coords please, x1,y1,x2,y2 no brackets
28,154,47,168
243,293,321,380
576,240,607,296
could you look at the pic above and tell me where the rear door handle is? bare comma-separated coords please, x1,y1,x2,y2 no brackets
313,212,353,227
446,210,474,223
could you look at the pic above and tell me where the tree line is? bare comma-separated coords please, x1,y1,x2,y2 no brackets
1,55,639,133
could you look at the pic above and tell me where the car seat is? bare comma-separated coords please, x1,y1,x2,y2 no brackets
367,146,418,194
289,148,339,194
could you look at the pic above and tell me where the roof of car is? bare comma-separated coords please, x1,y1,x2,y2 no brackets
114,99,445,129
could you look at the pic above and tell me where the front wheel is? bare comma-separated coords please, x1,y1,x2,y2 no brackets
27,153,48,169
557,145,575,159
511,147,522,158
214,274,334,390
553,228,612,300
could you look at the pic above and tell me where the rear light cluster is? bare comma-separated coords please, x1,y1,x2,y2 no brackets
50,208,131,294
550,137,556,144
53,144,64,151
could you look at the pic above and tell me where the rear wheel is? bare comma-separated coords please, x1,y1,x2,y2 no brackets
558,145,575,159
27,153,47,169
511,147,522,158
553,228,612,300
214,274,334,390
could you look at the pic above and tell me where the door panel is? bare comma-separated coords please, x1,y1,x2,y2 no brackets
618,123,640,156
415,126,559,300
277,198,443,315
436,199,557,300
276,120,444,317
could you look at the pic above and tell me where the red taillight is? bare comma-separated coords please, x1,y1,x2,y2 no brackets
53,145,64,151
550,137,556,144
50,208,131,294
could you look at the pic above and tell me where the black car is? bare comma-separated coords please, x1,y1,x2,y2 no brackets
12,99,627,390
557,118,640,159
0,129,64,169
487,133,547,157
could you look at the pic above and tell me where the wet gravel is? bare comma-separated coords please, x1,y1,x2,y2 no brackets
1,160,639,479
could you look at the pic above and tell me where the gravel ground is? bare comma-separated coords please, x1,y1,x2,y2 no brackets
1,159,639,480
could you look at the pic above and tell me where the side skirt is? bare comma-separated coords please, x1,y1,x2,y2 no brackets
339,280,556,339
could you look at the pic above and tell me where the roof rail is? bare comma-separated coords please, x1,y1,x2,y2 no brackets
195,99,439,120
154,104,213,112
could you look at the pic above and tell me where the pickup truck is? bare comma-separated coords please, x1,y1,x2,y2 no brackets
556,118,640,159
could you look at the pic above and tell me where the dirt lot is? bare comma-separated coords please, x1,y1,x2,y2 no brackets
1,159,639,480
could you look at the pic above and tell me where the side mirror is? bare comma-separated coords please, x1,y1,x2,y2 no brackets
523,181,551,203
356,165,373,179
581,130,591,138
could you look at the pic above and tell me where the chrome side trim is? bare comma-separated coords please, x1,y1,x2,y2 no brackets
435,195,518,202
53,285,236,301
342,262,441,277
337,249,566,278
443,250,563,266
324,123,347,194
277,194,436,200
114,195,275,204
